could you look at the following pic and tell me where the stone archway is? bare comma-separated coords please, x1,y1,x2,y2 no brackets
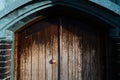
1,1,119,80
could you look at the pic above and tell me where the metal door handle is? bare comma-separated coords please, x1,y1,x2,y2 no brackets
51,59,56,64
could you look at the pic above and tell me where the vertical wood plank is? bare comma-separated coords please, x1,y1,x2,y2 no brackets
46,38,52,80
75,35,78,80
52,26,58,80
45,27,52,80
24,34,28,80
42,38,46,80
36,33,39,80
77,36,82,80
14,33,19,80
72,35,76,80
68,32,72,80
36,32,40,80
75,35,81,80
25,35,32,80
38,34,43,80
96,33,102,80
19,32,26,80
59,18,63,80
91,34,96,80
61,28,68,80
22,33,25,80
82,32,88,80
31,33,39,80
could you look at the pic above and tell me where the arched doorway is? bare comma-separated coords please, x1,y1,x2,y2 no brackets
14,16,107,80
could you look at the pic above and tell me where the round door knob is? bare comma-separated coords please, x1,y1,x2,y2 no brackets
52,59,56,64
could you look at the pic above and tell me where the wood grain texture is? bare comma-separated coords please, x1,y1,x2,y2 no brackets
14,33,18,80
61,18,83,80
15,17,105,80
25,35,32,80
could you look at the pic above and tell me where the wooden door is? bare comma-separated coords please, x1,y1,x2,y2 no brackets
60,17,103,80
15,17,104,80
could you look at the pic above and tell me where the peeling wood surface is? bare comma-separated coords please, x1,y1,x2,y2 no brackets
15,17,105,80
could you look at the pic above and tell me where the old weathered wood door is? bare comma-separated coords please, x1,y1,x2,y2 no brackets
15,17,104,80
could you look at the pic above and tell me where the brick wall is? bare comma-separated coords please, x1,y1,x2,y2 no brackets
0,40,12,80
111,38,120,80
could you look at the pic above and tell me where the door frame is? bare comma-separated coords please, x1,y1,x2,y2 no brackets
4,1,118,80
